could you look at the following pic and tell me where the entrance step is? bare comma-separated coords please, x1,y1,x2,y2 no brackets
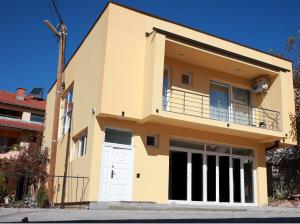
89,201,249,212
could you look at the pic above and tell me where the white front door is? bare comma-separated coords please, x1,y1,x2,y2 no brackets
100,145,133,201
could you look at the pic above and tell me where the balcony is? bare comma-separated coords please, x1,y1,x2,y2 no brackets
162,88,280,131
0,114,43,132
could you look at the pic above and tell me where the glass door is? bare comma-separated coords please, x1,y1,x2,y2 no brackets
219,156,230,202
232,158,241,203
168,151,187,200
231,87,251,125
207,155,216,201
210,83,229,122
243,159,254,203
191,153,203,201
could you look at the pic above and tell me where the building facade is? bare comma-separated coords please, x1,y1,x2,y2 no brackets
44,2,296,206
0,88,46,158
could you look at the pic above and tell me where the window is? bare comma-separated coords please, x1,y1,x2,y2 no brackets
104,128,132,145
181,72,192,85
232,87,250,105
75,132,87,158
231,87,251,125
62,88,73,134
30,113,44,123
170,139,204,150
232,148,253,157
146,135,158,147
206,144,230,154
0,108,22,119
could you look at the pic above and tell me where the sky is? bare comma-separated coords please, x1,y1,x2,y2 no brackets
0,0,299,96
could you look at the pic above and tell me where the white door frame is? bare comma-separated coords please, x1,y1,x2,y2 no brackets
98,141,134,202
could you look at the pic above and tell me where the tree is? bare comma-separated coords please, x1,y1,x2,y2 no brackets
0,130,49,200
267,31,300,199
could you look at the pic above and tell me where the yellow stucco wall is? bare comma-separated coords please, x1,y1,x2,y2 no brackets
94,117,268,205
43,2,296,206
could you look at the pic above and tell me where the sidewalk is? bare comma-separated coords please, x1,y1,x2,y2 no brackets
0,205,300,223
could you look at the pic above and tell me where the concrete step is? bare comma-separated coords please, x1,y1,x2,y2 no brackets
89,201,249,212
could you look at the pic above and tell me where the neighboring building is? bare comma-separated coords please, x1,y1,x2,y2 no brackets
0,88,46,157
44,2,296,206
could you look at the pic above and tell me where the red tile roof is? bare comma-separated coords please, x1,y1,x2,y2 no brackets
0,91,46,110
0,117,43,132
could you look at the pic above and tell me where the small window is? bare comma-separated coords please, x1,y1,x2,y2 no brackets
75,132,87,158
181,72,192,85
62,88,73,134
30,113,45,123
146,135,158,147
104,128,132,145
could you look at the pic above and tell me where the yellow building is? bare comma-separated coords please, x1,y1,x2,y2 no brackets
44,2,296,206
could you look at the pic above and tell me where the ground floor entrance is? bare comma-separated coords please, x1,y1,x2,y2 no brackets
169,139,255,204
99,128,134,201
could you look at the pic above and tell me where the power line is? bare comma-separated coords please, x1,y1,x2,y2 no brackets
51,0,63,24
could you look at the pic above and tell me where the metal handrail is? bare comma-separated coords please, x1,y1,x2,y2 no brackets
162,88,281,131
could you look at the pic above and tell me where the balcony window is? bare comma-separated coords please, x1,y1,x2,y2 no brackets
30,113,44,123
210,82,229,122
162,83,280,131
231,87,251,125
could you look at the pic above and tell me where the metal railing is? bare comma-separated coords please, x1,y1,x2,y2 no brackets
0,173,89,207
162,88,281,131
0,113,44,124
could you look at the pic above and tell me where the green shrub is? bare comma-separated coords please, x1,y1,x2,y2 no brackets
0,171,6,199
36,186,49,208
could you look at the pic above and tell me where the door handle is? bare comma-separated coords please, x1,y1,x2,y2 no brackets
111,170,115,179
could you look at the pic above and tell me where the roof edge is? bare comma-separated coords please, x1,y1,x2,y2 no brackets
48,1,292,95
110,1,292,63
152,27,290,73
47,1,111,94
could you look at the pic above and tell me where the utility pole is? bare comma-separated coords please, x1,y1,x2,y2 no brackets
44,19,67,203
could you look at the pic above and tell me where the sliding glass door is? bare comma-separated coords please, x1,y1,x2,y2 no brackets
168,140,255,204
210,83,229,122
231,87,251,125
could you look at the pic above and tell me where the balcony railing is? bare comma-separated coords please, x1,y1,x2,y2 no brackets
162,88,281,131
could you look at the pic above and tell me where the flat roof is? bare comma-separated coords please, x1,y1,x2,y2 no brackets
48,1,291,94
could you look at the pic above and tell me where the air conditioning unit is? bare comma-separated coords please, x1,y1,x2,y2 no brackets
252,76,269,93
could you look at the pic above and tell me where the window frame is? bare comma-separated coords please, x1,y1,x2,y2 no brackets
62,88,73,135
74,131,88,159
30,113,45,123
181,72,193,86
146,134,159,148
104,127,133,146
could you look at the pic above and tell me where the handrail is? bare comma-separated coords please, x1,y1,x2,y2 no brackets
162,88,281,131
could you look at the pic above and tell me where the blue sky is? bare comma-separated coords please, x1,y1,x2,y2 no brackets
0,0,299,96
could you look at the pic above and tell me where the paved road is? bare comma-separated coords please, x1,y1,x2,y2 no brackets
1,207,300,223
